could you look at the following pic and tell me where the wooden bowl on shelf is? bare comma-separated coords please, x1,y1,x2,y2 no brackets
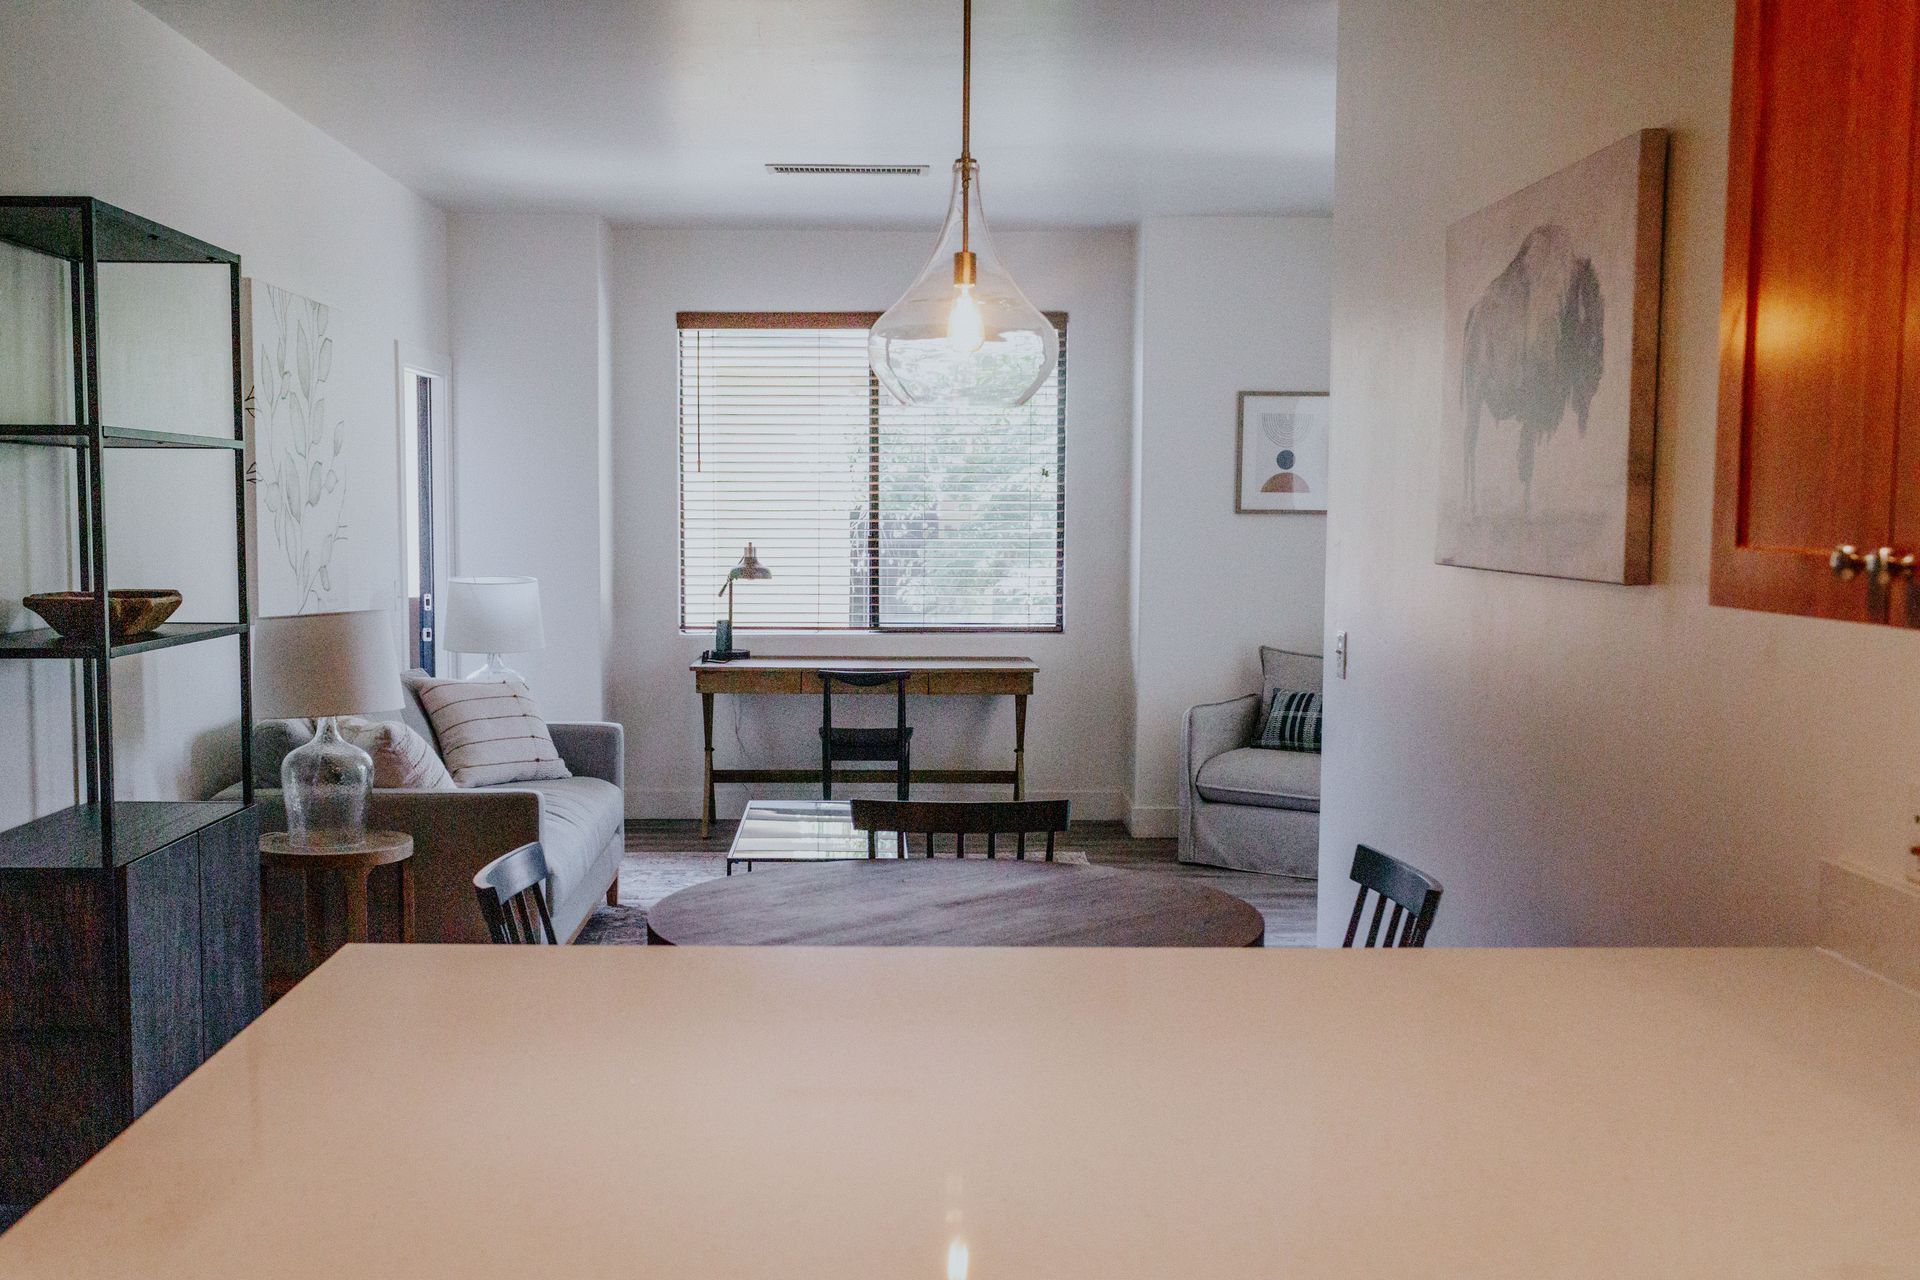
23,590,183,643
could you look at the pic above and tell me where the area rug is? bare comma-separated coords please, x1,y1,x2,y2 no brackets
575,850,1090,946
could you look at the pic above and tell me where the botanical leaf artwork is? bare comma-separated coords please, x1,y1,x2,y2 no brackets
248,284,348,614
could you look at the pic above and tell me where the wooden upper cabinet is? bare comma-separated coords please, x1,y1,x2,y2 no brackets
1712,0,1920,622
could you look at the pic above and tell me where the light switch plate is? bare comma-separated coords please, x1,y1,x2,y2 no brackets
1333,630,1348,679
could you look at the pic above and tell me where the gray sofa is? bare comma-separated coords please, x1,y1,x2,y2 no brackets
240,676,624,946
1178,646,1320,878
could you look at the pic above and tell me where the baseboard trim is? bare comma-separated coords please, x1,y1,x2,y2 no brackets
1125,804,1178,839
627,786,1130,825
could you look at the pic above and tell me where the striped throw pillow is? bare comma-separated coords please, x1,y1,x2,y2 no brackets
411,677,571,787
1255,688,1323,753
338,717,457,791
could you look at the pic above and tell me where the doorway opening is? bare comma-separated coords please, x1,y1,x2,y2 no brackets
398,349,450,675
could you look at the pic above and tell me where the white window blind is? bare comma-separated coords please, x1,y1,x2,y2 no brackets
678,312,1066,633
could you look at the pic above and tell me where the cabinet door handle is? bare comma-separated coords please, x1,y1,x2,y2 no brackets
1831,544,1867,580
1867,547,1916,584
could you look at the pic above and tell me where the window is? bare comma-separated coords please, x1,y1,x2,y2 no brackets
678,312,1066,633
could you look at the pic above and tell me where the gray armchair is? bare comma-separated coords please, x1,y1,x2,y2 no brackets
1178,647,1321,877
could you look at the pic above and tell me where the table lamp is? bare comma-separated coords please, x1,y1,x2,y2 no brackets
712,543,770,662
254,609,405,849
445,576,544,683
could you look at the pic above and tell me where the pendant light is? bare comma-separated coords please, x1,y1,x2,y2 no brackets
868,0,1058,408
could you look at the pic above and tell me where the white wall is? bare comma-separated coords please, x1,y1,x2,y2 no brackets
1128,217,1332,835
1322,0,1920,945
610,227,1136,820
0,0,448,820
446,212,612,720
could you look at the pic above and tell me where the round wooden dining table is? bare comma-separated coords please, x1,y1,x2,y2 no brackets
645,858,1265,947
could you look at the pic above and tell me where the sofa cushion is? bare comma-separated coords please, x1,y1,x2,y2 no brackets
398,669,438,743
255,715,456,791
252,718,317,788
500,776,623,908
410,676,571,787
1195,746,1320,812
340,716,456,790
1260,646,1323,710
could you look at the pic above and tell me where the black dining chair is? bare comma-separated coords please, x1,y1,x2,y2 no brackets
819,670,913,800
473,842,557,945
850,798,1071,861
1342,844,1443,948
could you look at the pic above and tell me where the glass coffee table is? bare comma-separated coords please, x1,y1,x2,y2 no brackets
726,800,902,874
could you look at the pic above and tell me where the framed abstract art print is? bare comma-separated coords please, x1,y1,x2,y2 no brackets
1236,390,1329,514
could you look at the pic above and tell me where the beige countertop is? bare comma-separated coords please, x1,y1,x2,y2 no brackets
5,945,1919,1277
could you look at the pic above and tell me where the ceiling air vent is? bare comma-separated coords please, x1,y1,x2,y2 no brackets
766,163,929,176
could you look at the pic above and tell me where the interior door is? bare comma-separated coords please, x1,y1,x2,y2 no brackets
1711,0,1920,621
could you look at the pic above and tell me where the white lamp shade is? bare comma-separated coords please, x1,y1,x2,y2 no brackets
444,576,544,655
254,609,405,720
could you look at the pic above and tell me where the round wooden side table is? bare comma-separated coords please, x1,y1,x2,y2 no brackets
261,831,415,998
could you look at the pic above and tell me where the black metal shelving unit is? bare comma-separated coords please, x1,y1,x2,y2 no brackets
0,197,261,1216
0,196,254,866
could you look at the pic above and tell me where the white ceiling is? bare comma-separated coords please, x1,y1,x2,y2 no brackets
135,0,1335,228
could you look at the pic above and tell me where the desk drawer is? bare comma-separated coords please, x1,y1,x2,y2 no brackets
696,669,802,694
926,670,1032,696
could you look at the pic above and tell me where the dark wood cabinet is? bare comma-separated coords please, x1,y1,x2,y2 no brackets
1712,0,1920,623
0,804,260,1211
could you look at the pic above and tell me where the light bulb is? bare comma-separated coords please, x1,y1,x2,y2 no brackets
946,285,985,353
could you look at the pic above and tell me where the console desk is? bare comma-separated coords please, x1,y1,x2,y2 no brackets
690,655,1037,835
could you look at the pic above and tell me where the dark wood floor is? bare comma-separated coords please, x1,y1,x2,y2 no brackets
622,819,1318,947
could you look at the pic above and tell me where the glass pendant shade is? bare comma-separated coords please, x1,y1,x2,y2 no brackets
869,161,1058,408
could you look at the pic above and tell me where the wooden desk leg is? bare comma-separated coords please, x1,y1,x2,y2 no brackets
1013,692,1028,800
303,872,327,977
397,861,416,943
701,690,717,839
342,868,371,945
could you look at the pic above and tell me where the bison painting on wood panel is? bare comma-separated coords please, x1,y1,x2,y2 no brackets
1438,129,1668,584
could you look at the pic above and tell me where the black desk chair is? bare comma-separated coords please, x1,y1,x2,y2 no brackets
473,842,557,945
851,798,1070,861
1341,844,1443,948
819,670,913,800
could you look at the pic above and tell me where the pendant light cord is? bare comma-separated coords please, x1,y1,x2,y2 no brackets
959,0,972,259
961,0,972,165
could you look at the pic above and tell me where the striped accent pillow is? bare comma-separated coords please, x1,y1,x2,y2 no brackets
1255,688,1323,753
338,717,457,791
411,677,571,787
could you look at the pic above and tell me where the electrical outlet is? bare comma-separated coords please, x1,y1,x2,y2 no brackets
1333,630,1348,679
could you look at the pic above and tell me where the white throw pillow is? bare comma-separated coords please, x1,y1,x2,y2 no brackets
339,717,457,791
408,677,571,787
